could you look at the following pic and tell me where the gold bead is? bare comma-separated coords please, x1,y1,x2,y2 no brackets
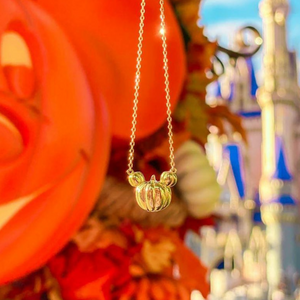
160,171,177,187
128,171,145,187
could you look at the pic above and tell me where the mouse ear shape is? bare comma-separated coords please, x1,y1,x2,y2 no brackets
1,31,36,99
128,171,145,187
160,171,177,187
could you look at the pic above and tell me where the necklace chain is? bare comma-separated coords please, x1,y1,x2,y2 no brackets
127,0,176,175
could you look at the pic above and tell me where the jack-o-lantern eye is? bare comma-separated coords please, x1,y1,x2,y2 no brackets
1,31,32,67
0,31,33,163
1,31,35,99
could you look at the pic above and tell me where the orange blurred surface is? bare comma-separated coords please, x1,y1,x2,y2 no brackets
33,0,186,139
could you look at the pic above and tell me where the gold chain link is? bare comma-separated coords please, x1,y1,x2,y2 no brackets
127,0,176,175
159,0,176,173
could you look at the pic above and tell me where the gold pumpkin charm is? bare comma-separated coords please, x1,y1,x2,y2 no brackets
128,171,177,212
127,0,177,212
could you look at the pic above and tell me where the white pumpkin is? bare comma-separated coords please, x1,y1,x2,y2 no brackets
175,141,221,218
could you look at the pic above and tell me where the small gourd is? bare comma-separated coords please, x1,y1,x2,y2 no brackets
174,141,221,218
128,171,177,212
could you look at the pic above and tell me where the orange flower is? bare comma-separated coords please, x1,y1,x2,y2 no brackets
173,237,210,298
141,239,175,274
131,226,210,298
48,244,125,300
126,276,194,300
73,218,127,252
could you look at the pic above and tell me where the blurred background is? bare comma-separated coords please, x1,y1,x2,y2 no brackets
0,0,300,300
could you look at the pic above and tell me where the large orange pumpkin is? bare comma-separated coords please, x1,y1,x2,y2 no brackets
33,0,186,139
0,0,110,284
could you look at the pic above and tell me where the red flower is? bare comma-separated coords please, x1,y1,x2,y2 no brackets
48,222,210,300
48,244,117,300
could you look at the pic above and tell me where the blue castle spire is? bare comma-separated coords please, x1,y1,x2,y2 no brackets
272,138,293,181
270,138,296,205
246,58,259,98
253,192,263,223
224,144,245,199
215,80,222,98
270,195,296,205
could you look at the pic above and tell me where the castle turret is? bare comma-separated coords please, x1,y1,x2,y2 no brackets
205,1,300,298
261,139,300,295
258,0,300,203
258,1,300,292
213,55,262,201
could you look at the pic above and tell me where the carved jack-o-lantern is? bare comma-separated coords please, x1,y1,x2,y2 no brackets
129,172,177,212
33,0,186,140
0,0,110,284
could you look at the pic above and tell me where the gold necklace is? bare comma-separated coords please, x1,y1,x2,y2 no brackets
127,0,177,213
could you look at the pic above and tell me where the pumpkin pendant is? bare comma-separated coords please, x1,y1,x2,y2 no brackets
128,171,177,212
